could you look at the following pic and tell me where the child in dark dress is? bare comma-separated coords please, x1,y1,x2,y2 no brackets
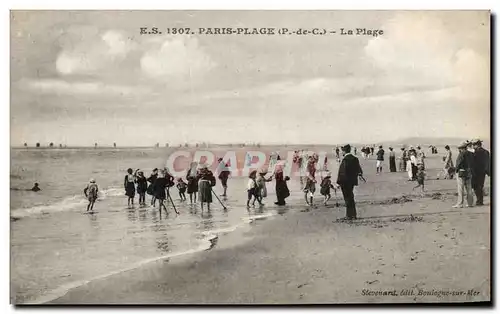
177,178,187,201
153,171,168,213
186,162,199,204
320,173,337,206
413,164,426,194
147,168,159,207
136,170,148,206
124,168,136,208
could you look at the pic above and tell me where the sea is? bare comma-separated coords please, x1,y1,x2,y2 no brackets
10,147,340,304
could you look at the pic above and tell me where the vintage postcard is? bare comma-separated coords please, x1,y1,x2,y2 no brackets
10,10,491,304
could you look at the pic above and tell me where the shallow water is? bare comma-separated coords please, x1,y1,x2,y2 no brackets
10,147,469,304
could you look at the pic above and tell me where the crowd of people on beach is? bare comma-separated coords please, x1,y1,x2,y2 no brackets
77,138,489,220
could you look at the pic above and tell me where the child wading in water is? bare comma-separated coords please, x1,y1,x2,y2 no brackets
320,172,337,206
84,179,99,212
256,169,272,205
177,178,187,201
303,156,317,207
413,164,426,194
124,168,137,208
186,162,199,204
136,170,148,206
247,170,262,208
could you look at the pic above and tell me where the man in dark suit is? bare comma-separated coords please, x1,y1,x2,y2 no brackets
337,144,364,220
471,139,490,206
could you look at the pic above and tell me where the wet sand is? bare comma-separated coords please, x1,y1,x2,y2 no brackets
50,190,490,304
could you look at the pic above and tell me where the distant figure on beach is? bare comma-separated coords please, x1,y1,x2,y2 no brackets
471,139,490,206
440,145,454,180
320,172,336,206
399,147,407,172
177,178,187,202
197,164,216,211
36,143,40,148
217,158,231,197
335,147,340,162
416,146,426,170
84,179,99,212
147,168,159,207
388,147,396,172
31,183,40,192
274,165,290,206
376,145,385,174
407,146,417,181
453,141,474,208
412,164,426,194
186,162,199,204
23,143,27,147
94,143,97,149
304,155,317,207
135,170,148,206
113,143,116,148
246,170,261,208
354,146,357,155
370,146,374,156
124,168,136,208
337,144,363,220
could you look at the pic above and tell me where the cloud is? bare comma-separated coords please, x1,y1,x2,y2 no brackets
20,78,151,96
140,36,215,80
364,12,489,99
56,30,135,76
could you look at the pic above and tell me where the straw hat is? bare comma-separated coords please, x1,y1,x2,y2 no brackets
471,138,482,144
89,178,96,183
259,168,268,174
458,141,469,149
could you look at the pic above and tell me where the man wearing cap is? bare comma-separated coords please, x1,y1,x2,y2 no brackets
471,139,490,206
337,144,364,220
453,141,475,208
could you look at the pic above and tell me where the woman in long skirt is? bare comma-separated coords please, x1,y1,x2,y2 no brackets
389,147,397,172
274,165,290,206
153,171,168,213
197,164,216,211
399,148,407,172
124,168,136,208
186,162,199,204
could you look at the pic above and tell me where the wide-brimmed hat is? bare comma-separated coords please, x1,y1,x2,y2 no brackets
471,138,482,144
458,141,469,149
324,171,332,178
259,168,268,174
90,178,96,183
342,144,351,151
153,168,158,172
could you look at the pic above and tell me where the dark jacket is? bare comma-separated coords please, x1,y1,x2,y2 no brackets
337,154,363,187
473,147,490,176
455,150,474,175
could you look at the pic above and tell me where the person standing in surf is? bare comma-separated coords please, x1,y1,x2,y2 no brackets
197,164,216,211
304,155,317,207
217,158,231,197
153,170,169,213
256,169,272,205
274,164,290,206
124,168,136,208
136,170,148,206
186,162,199,204
176,178,187,202
84,179,99,212
147,168,159,207
246,170,261,208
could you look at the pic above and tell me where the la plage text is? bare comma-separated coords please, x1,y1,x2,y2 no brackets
140,27,384,37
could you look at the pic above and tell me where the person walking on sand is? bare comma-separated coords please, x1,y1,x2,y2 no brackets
246,170,261,208
274,165,290,206
376,145,385,174
416,145,426,170
84,179,99,212
197,164,216,211
186,162,199,204
471,139,490,206
147,168,159,207
399,147,407,172
440,145,454,180
407,146,417,181
136,170,148,206
320,172,336,206
217,158,231,197
412,164,426,195
337,144,363,220
124,168,136,208
453,141,474,208
335,146,340,162
388,147,397,172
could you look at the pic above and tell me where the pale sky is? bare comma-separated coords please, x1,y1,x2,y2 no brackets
10,10,490,146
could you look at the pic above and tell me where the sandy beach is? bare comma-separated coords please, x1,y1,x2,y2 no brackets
48,159,490,304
